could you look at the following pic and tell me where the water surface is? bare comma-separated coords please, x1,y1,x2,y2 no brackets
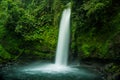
0,61,104,80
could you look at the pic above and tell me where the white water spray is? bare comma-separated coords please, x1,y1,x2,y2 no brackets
21,5,101,79
22,3,73,74
55,6,71,66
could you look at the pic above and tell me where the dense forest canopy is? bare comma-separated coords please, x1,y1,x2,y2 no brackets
0,0,120,62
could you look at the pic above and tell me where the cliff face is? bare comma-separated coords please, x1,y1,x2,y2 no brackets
71,0,120,60
0,0,120,62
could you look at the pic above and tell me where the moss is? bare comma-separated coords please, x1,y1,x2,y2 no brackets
0,44,11,59
0,0,120,61
71,0,120,60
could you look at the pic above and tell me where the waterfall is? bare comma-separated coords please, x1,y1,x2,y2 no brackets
55,7,71,66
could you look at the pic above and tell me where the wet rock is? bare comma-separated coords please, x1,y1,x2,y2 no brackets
113,72,120,80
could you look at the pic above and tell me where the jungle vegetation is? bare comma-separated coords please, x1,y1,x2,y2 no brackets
0,0,120,79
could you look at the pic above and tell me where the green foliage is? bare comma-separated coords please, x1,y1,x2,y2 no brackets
0,0,59,61
0,44,11,59
0,0,120,61
72,0,120,59
83,1,105,17
0,0,9,39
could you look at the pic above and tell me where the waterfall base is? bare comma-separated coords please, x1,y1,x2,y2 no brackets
24,64,71,73
0,61,104,80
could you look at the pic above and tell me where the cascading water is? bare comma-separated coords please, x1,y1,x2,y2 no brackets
0,3,102,80
55,6,71,66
